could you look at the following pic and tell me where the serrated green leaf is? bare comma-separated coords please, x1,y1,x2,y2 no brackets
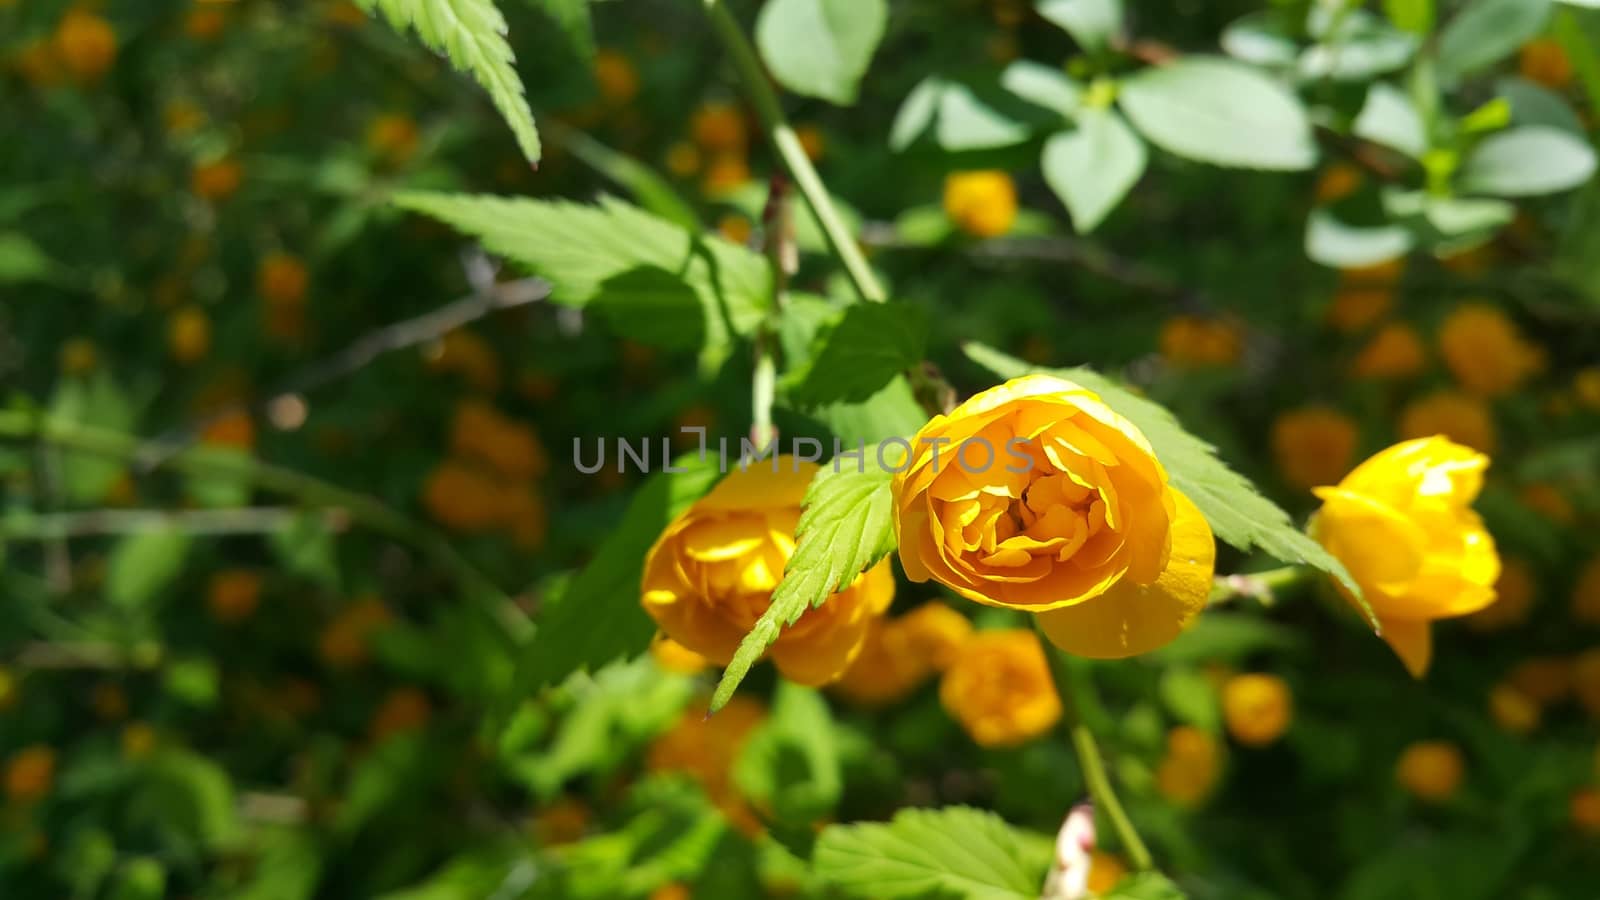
1041,107,1147,233
1117,58,1316,170
356,0,541,162
789,303,928,407
1037,0,1124,51
106,529,190,610
813,376,932,446
710,459,897,711
518,460,720,692
961,343,1372,628
1460,126,1598,197
812,806,1052,899
1437,0,1553,81
756,0,887,105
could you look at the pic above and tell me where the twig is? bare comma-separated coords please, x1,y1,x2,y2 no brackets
11,640,163,670
133,271,549,471
0,507,347,540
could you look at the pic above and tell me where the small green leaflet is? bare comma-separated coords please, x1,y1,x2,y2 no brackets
1041,106,1148,233
788,302,929,407
107,528,190,610
1037,0,1124,51
732,682,842,828
962,343,1374,629
1459,126,1598,197
756,0,888,105
709,459,897,712
812,806,1053,899
518,461,721,692
1436,0,1553,82
355,0,541,163
1117,57,1316,171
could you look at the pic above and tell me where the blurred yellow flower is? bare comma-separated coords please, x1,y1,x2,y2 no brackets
368,114,420,166
1159,315,1243,368
593,49,639,105
3,746,56,804
168,306,212,364
1222,673,1292,747
1572,556,1600,626
943,171,1017,238
423,461,510,531
60,337,98,375
1271,407,1359,490
647,697,766,833
1312,437,1500,677
795,124,826,161
1086,850,1128,894
1314,163,1363,204
1464,556,1535,632
1437,304,1543,396
1573,788,1600,834
318,598,392,668
1507,657,1572,705
425,328,501,392
1327,260,1402,333
121,723,157,759
701,152,750,196
258,252,309,306
1351,322,1425,379
191,157,243,201
1395,740,1463,802
834,602,973,707
1156,725,1221,808
717,213,753,245
0,667,16,711
1520,39,1574,90
664,141,701,177
1399,391,1495,454
185,5,227,41
55,9,118,83
207,569,262,624
1575,367,1600,410
201,409,256,450
1488,682,1540,736
450,400,548,480
939,629,1061,748
370,687,432,741
1575,649,1600,719
690,102,747,154
531,797,591,846
642,461,894,686
895,374,1215,659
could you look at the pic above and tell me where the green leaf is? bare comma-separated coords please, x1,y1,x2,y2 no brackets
812,806,1052,899
1383,0,1435,34
1459,126,1598,196
1220,13,1299,68
890,77,946,151
890,76,1055,152
710,458,897,711
269,512,341,587
789,303,929,407
48,373,135,503
355,0,541,162
1151,612,1306,664
518,461,720,691
1104,872,1189,899
394,192,771,368
1437,0,1553,82
1497,77,1586,136
733,682,842,828
550,124,699,229
128,750,238,851
1117,58,1317,170
1353,82,1427,158
756,0,887,105
1304,210,1414,268
0,232,59,284
1299,12,1419,81
1041,107,1147,233
961,343,1372,625
107,859,167,900
106,529,190,610
813,376,931,446
525,0,593,59
999,60,1083,119
1159,667,1220,732
1037,0,1124,51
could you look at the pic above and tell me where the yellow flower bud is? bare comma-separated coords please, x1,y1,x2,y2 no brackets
1395,740,1463,802
943,171,1017,238
1222,673,1293,747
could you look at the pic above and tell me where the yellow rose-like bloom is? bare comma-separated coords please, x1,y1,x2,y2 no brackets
1222,673,1292,747
1399,391,1496,454
642,461,895,686
1395,740,1463,802
939,629,1061,748
1351,322,1426,380
894,375,1216,658
1438,304,1543,396
1271,406,1359,490
650,636,709,674
834,601,973,706
1312,437,1499,677
943,171,1017,239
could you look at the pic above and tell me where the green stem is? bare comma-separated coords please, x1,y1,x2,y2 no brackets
0,411,529,641
700,0,886,304
1209,564,1309,605
1034,620,1155,872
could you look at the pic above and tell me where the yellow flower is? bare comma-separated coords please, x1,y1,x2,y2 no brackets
1399,390,1495,454
1487,682,1540,736
717,213,753,245
168,306,211,363
1575,649,1600,719
367,114,420,166
1086,851,1128,894
1572,556,1600,626
1351,322,1426,379
593,49,639,105
201,409,255,450
55,9,118,83
450,401,548,480
370,687,432,741
530,798,591,846
1395,740,1463,802
258,252,309,306
1158,315,1243,368
1572,788,1600,835
1222,673,1292,747
701,152,750,196
1155,725,1221,808
121,723,157,759
191,157,243,201
426,328,501,392
3,746,56,804
1575,367,1600,410
1326,260,1402,333
1464,556,1535,631
1312,438,1500,677
60,337,98,375
318,598,392,668
642,461,895,686
1437,304,1543,396
895,601,973,670
1314,163,1363,204
423,461,508,531
648,697,766,833
1507,657,1571,705
185,5,227,40
795,124,826,161
0,666,15,711
943,171,1017,238
651,636,710,674
939,629,1061,748
833,602,973,707
1520,39,1574,90
691,102,747,154
1271,407,1359,490
894,375,1216,658
207,570,262,623
664,141,701,177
